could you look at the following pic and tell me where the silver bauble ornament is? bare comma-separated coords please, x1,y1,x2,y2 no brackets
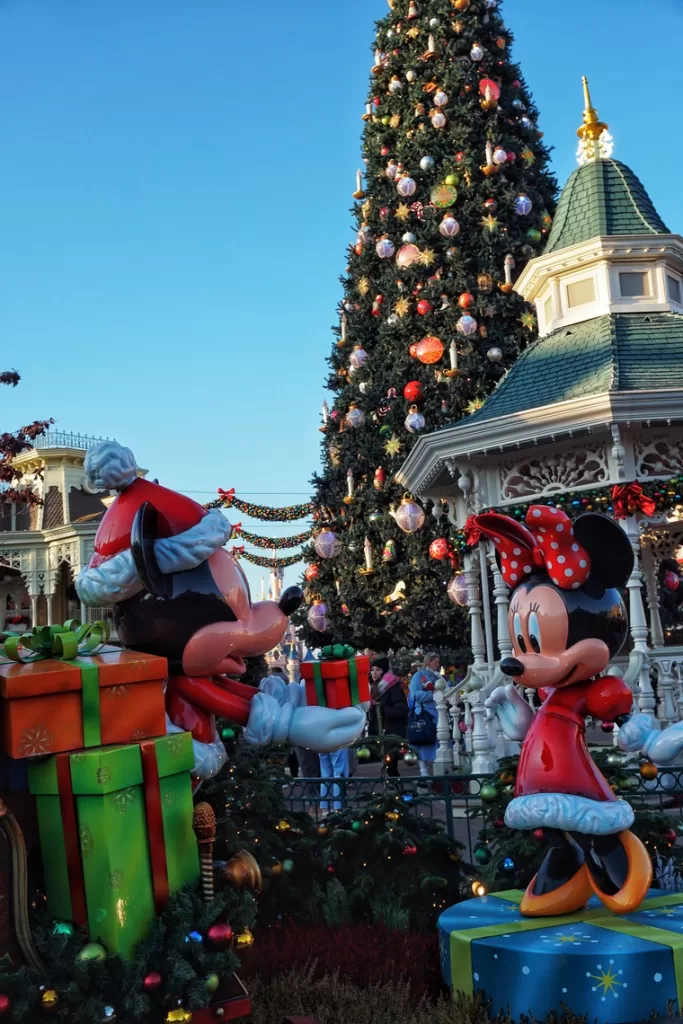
487,347,503,362
420,155,435,171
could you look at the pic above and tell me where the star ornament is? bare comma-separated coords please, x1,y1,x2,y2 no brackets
482,213,499,233
406,26,420,38
358,276,370,296
394,297,411,317
520,311,537,330
395,203,411,222
385,434,402,457
419,247,437,267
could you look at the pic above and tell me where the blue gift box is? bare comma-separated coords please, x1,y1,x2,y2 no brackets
438,889,683,1023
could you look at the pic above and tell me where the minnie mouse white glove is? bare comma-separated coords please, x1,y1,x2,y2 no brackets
485,684,535,741
244,677,366,752
618,713,683,766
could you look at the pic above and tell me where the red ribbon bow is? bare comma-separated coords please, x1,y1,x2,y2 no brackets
464,515,482,547
611,483,656,521
231,545,245,556
472,505,592,591
218,487,236,505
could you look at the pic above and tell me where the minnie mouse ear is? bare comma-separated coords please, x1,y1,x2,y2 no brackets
131,502,171,598
573,513,634,589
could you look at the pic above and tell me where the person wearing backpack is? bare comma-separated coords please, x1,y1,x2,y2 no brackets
408,653,441,777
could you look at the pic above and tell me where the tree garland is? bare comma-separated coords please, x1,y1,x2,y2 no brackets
450,478,683,553
229,525,313,550
232,549,304,569
206,489,313,522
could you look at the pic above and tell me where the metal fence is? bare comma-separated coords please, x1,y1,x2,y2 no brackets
32,431,110,451
282,769,683,863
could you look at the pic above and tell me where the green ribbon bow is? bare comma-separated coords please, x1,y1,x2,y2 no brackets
3,620,111,748
313,645,360,707
3,619,110,663
320,644,356,660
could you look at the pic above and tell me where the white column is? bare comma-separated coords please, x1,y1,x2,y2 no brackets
478,543,495,681
464,550,497,774
623,517,656,714
655,658,679,726
487,544,512,660
80,601,87,624
30,595,38,629
464,552,487,683
640,541,665,648
46,593,54,626
434,677,454,774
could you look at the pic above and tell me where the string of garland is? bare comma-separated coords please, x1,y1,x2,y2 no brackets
205,489,313,522
229,525,313,550
232,549,304,569
448,477,683,553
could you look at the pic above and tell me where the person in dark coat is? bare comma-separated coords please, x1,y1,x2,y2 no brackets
369,656,409,777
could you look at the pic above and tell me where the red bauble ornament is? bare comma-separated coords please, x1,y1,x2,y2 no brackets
533,828,545,841
403,380,423,403
417,299,433,316
413,336,444,365
143,972,162,992
601,722,615,733
403,844,418,856
494,817,505,828
0,996,9,1016
381,145,391,156
455,151,465,163
483,198,497,213
507,151,517,163
663,828,678,844
429,538,451,562
207,923,234,949
458,291,475,309
304,564,320,582
326,864,336,874
373,96,381,107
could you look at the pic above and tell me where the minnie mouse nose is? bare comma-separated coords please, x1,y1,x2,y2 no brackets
279,586,303,616
500,657,524,678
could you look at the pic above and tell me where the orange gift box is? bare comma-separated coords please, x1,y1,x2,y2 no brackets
0,645,168,759
301,652,370,710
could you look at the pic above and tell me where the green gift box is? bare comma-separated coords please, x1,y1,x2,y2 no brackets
28,733,200,958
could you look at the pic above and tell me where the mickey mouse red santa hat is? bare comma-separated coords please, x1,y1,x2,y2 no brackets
76,441,365,782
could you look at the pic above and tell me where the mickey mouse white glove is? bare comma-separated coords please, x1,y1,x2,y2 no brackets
485,684,535,741
618,713,683,766
244,677,366,752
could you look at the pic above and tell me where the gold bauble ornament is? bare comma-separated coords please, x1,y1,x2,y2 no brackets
317,824,329,837
165,1009,192,1024
275,819,291,831
41,990,59,1012
385,810,400,822
223,850,262,892
639,761,659,781
236,928,254,948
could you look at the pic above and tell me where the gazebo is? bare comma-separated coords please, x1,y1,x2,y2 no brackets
397,82,683,773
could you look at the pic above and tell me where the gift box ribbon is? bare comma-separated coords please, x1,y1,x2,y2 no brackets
450,891,683,1007
313,645,360,707
55,742,171,931
3,620,110,749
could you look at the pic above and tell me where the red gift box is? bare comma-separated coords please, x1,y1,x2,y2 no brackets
301,649,370,710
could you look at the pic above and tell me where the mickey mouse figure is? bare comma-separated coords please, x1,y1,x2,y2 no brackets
76,442,365,783
474,504,683,918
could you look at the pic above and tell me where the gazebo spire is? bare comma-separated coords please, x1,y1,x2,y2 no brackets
576,76,614,165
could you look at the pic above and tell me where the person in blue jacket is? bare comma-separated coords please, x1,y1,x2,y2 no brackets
409,653,441,777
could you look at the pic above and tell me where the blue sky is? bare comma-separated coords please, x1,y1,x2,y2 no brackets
1,0,681,593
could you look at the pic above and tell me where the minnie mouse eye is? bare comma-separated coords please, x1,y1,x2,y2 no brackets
528,611,541,654
513,613,526,655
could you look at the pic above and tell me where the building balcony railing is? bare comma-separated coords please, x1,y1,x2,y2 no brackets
31,431,111,451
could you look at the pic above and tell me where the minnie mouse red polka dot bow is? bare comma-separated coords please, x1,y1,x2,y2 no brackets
471,505,592,591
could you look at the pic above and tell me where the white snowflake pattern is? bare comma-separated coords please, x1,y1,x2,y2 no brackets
18,725,54,757
586,960,626,1002
541,930,592,947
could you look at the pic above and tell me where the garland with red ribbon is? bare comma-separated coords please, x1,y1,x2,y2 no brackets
205,488,313,522
611,483,657,521
228,524,313,550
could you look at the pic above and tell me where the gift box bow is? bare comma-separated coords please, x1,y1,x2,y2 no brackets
320,644,356,660
449,891,683,1004
3,619,110,663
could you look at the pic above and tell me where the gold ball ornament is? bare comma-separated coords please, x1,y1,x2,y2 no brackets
236,928,254,948
639,761,659,781
275,819,291,831
41,990,59,1012
385,810,400,822
317,824,329,837
223,850,262,892
165,1009,192,1024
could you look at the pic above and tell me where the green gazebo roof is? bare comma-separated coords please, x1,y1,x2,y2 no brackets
545,159,670,254
470,313,683,423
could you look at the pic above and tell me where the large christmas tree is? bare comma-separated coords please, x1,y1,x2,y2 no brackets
303,0,557,653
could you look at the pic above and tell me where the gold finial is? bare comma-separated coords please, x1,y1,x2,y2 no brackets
576,76,613,164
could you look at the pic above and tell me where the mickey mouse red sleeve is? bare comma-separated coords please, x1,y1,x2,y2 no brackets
584,675,633,722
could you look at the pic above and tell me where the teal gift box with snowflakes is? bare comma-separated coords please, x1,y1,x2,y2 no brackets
438,889,683,1023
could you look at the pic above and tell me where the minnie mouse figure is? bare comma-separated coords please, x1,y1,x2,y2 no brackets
474,505,683,918
76,442,365,782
